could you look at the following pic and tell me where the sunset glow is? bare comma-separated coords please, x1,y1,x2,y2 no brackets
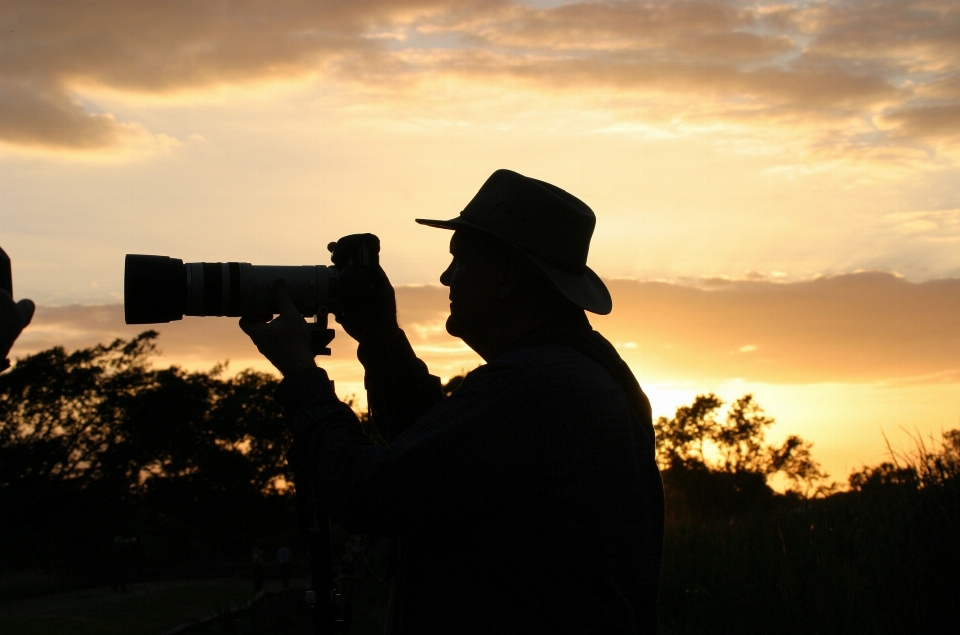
4,0,960,487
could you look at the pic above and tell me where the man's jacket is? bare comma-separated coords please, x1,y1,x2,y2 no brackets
278,329,664,634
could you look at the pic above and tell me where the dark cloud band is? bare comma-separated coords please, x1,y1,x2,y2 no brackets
11,272,960,384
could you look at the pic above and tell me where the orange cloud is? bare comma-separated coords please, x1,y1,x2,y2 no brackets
596,272,960,384
880,104,960,140
12,272,960,386
0,81,121,149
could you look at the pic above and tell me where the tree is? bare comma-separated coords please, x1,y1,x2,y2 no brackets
0,332,296,571
655,393,723,468
655,393,828,496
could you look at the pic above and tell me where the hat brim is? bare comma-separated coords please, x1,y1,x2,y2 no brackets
416,216,612,315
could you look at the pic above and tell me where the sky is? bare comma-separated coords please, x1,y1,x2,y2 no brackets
3,0,960,486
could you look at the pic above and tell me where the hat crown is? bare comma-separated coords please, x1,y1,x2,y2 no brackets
460,170,595,272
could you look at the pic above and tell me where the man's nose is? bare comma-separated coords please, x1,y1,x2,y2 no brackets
440,263,454,286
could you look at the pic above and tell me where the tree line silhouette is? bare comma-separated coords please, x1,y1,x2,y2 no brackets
0,332,296,582
1,333,958,633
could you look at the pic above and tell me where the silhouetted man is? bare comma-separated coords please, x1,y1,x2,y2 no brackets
241,169,664,634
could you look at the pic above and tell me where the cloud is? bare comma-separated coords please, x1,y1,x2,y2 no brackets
0,0,448,150
451,1,789,58
596,272,960,383
11,272,960,386
399,271,960,384
885,209,960,241
880,104,960,140
0,80,121,149
2,1,959,160
805,0,960,71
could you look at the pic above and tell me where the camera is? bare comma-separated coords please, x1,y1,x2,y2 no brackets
124,255,340,353
124,255,340,324
125,235,380,355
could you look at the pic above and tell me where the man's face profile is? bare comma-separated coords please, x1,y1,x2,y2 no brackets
440,231,508,346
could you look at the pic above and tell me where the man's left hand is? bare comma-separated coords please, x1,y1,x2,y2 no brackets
328,234,399,345
239,281,317,377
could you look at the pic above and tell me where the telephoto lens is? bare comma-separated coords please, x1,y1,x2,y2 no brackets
124,254,339,325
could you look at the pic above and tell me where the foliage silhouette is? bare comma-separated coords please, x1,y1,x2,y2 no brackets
656,395,960,634
656,392,828,499
0,332,297,574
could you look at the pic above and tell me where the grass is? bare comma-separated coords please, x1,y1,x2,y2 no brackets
658,477,960,634
0,571,390,635
5,429,956,635
181,578,391,635
336,576,391,635
4,481,956,635
0,569,94,603
5,473,956,635
0,578,256,635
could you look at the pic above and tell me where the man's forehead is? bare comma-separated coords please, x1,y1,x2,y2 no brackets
449,230,473,253
449,231,523,272
449,231,492,260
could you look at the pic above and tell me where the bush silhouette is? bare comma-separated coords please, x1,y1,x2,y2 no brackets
0,332,296,574
655,393,829,520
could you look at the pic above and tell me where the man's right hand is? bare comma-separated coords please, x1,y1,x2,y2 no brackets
328,234,399,344
239,281,317,377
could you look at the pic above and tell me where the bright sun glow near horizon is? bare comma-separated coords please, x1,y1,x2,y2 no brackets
3,0,960,488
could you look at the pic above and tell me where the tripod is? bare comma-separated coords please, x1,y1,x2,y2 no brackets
298,490,351,634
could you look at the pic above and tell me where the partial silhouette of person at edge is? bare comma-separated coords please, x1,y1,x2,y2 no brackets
240,170,664,634
0,246,35,373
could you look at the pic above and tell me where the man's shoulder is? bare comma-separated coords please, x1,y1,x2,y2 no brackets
449,343,630,421
496,342,607,370
486,343,618,391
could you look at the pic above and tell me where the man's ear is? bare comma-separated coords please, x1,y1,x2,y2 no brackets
496,257,524,301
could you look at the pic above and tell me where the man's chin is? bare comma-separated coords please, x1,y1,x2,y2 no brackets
445,314,461,338
446,313,475,341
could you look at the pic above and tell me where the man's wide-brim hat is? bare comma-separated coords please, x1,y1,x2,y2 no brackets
416,169,612,315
